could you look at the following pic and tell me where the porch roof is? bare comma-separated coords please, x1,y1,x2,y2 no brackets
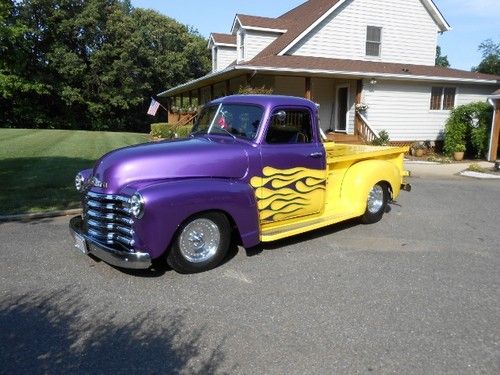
158,56,500,97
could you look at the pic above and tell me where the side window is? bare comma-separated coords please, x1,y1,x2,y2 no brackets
266,108,313,144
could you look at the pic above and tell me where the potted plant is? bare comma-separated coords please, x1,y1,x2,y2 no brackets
453,144,466,161
410,142,426,157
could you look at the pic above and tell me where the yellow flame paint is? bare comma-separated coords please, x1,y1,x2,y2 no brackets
251,166,327,222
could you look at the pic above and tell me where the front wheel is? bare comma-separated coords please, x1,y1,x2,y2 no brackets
167,212,231,274
361,183,389,224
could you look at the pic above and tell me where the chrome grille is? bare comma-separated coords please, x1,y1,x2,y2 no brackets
83,191,135,251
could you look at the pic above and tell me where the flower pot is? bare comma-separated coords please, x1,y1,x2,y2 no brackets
453,151,464,161
415,149,424,157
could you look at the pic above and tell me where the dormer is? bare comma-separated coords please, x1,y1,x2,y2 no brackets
208,33,237,72
231,14,287,63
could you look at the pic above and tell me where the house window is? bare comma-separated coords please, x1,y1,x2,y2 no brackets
366,26,382,57
238,30,245,61
212,47,218,71
430,87,456,110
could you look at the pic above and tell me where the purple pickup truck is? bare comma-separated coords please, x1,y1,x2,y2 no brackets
70,95,409,273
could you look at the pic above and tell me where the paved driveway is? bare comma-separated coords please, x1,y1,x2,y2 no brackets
0,177,499,374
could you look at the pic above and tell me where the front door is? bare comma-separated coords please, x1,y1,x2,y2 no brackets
251,107,327,224
335,86,349,132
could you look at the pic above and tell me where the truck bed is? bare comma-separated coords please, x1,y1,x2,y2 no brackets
324,142,409,164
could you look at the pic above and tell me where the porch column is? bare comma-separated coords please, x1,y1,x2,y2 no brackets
188,91,193,107
354,79,363,136
304,77,311,100
489,100,500,161
180,94,184,108
197,88,201,106
226,79,231,96
210,84,214,100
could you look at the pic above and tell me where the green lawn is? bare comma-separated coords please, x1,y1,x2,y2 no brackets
0,128,149,215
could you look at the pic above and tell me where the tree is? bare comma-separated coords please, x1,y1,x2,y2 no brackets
472,39,500,75
0,0,210,131
435,46,450,67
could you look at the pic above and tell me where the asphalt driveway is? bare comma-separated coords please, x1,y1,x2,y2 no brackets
0,177,499,374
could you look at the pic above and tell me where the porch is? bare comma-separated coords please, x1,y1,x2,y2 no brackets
159,73,379,144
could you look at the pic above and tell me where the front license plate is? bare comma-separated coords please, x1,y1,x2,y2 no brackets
73,233,88,254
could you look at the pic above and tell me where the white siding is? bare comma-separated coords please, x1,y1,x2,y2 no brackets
312,78,335,131
362,80,498,141
289,0,439,66
244,30,280,61
456,85,496,105
214,46,236,72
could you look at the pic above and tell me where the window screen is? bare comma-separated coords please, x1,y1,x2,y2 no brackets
430,87,456,110
366,26,382,57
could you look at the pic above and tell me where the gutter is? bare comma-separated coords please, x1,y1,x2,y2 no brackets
159,65,500,97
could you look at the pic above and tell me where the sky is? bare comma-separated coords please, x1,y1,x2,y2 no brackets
131,0,500,71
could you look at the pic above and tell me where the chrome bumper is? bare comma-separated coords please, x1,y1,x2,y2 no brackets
69,216,152,269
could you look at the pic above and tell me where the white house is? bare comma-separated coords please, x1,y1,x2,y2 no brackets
159,0,500,144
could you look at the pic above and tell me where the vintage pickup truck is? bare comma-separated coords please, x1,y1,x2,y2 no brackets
70,95,410,273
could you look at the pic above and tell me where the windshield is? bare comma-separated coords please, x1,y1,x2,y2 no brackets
191,104,263,141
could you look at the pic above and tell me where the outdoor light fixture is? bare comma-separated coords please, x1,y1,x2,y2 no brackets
369,78,377,85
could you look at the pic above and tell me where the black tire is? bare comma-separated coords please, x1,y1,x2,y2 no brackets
167,212,231,274
361,183,389,224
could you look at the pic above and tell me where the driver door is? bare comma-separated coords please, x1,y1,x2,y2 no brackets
251,107,327,224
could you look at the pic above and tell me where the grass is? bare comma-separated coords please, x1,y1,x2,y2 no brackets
0,128,149,215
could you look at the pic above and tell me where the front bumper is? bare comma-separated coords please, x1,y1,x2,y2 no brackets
69,216,152,269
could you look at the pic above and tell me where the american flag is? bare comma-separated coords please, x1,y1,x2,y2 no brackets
147,98,160,116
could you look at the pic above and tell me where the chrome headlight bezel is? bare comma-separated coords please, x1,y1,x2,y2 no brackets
75,173,85,192
129,192,145,219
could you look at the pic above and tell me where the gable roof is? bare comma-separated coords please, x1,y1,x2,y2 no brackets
231,14,288,33
209,33,237,47
251,0,451,59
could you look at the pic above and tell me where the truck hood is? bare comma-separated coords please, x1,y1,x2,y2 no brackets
92,137,250,193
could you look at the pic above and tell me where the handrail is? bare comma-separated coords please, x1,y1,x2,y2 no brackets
356,112,379,143
176,112,197,126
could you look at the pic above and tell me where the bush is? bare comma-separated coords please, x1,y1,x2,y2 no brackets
372,130,390,146
150,123,193,139
443,102,493,158
175,125,192,138
238,85,274,95
150,123,175,139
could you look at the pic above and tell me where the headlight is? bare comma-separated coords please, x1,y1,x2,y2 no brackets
75,173,85,192
129,192,145,219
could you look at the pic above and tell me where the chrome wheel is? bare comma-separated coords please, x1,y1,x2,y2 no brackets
178,218,221,263
367,184,384,214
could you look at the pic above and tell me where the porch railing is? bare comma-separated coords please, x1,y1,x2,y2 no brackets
355,112,379,144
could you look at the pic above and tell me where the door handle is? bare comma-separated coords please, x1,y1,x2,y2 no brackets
309,152,323,158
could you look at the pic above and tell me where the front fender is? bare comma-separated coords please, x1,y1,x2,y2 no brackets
131,178,260,259
340,160,402,215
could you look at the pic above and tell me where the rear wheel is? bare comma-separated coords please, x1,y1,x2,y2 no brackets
167,212,230,273
361,183,389,224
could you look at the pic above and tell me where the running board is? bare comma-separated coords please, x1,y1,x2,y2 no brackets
260,211,359,242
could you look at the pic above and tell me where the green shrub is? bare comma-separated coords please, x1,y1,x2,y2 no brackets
443,102,493,158
150,123,175,139
174,125,192,138
238,85,274,95
372,130,390,146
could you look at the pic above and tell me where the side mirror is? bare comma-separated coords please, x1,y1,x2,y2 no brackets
274,110,287,122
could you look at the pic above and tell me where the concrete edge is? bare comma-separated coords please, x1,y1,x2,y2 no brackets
459,171,500,179
0,209,82,222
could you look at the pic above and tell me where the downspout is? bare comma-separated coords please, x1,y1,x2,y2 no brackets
487,98,496,161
